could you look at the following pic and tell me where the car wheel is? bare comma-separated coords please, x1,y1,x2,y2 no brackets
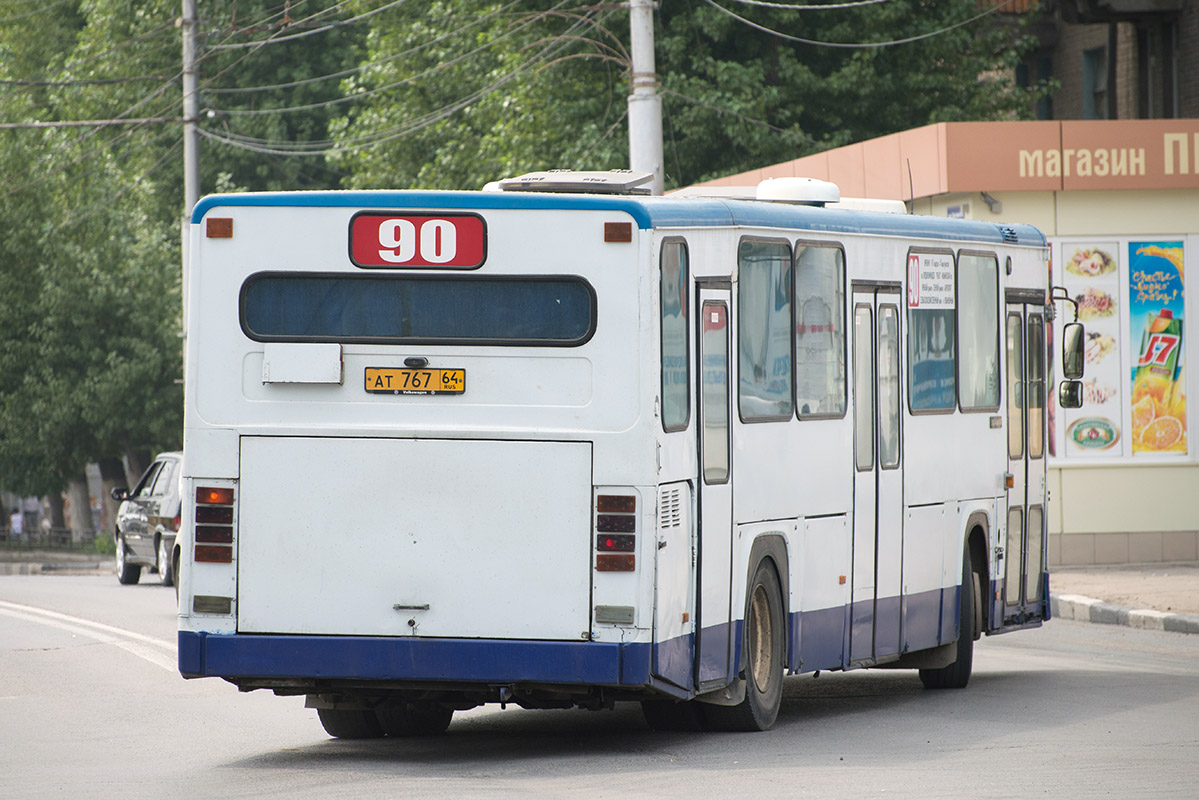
115,534,141,585
157,538,174,587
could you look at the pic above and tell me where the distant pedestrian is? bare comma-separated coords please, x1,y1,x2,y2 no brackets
10,507,24,542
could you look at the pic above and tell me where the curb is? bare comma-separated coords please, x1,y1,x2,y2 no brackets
1051,593,1199,635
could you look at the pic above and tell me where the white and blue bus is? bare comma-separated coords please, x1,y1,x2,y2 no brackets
177,172,1083,736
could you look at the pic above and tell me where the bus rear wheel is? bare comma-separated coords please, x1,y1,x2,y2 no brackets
705,560,785,732
316,708,383,739
920,547,976,690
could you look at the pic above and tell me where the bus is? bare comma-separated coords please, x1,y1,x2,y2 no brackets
176,172,1084,736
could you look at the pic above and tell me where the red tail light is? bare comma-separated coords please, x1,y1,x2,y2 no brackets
195,485,235,564
595,494,637,572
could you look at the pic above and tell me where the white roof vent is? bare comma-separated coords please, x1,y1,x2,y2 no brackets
495,169,654,195
756,177,840,206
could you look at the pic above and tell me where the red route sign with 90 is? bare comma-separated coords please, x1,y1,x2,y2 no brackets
350,213,486,268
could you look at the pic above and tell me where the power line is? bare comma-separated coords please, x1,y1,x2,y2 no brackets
0,0,74,24
204,4,568,119
199,11,598,156
660,87,819,147
723,0,895,10
206,0,411,50
0,75,173,88
203,0,529,96
0,117,182,130
700,0,1018,49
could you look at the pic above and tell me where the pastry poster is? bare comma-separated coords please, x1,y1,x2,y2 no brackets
1128,241,1186,455
1062,244,1123,455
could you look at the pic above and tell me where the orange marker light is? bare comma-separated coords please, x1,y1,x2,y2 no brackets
197,486,235,505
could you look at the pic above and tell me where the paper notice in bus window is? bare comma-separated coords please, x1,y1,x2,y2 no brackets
906,252,955,309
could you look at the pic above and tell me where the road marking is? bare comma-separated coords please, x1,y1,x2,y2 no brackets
0,599,176,673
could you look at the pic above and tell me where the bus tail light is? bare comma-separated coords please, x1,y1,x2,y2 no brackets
195,485,235,563
596,494,636,572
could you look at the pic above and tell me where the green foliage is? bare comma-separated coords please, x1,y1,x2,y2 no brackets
331,0,1050,189
0,0,1051,499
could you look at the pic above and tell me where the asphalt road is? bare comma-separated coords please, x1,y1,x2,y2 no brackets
2,574,1197,799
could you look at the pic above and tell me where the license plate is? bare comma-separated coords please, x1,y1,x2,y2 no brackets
365,367,465,395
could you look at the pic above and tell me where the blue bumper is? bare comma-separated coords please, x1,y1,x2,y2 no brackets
178,631,653,687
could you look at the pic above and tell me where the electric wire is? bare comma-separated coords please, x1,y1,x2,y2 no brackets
206,0,411,50
661,87,820,148
205,3,575,118
199,12,599,156
722,0,895,10
700,0,1018,48
204,0,528,96
0,0,74,24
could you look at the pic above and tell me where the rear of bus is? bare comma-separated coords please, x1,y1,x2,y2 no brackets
177,191,662,726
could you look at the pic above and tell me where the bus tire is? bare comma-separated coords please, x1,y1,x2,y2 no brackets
640,698,706,731
920,547,975,690
705,560,785,732
376,705,453,736
115,535,141,585
317,708,384,739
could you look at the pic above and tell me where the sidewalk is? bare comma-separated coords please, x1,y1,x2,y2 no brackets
1049,564,1199,634
0,549,108,575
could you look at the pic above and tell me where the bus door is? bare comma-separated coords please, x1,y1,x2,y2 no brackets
695,286,735,689
1003,302,1047,625
850,285,904,665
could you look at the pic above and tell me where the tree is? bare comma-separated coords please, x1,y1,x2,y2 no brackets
0,1,182,499
329,0,1049,190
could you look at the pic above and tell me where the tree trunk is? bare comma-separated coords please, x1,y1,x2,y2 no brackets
66,475,92,544
44,492,66,530
98,457,126,536
119,431,150,487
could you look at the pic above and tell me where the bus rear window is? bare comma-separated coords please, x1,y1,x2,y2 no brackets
240,273,596,346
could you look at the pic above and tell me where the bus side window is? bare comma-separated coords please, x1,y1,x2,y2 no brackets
957,252,1000,411
907,250,956,412
738,239,794,421
660,240,690,432
795,243,846,418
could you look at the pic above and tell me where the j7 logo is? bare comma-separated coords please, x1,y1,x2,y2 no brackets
1138,332,1179,366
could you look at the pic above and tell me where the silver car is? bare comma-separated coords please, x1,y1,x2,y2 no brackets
111,451,182,586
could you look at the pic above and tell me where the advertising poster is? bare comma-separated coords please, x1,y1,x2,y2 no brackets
1062,244,1123,455
1128,241,1187,455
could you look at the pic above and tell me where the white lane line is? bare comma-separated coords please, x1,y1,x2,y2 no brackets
0,600,177,673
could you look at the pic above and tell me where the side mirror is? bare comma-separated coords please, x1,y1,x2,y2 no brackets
110,487,129,502
1062,322,1085,380
1059,380,1083,409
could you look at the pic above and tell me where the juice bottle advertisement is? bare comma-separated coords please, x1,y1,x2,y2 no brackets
1128,241,1186,455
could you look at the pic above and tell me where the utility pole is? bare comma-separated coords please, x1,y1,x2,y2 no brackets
181,0,199,333
627,0,663,195
182,0,199,216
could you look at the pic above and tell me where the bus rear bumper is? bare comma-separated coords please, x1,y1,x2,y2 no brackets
178,630,653,688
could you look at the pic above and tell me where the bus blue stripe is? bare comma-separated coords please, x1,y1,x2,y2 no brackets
179,631,652,686
190,191,1044,246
